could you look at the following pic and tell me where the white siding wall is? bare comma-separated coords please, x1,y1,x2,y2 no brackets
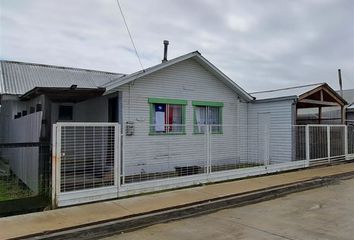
117,59,247,175
247,99,295,164
51,95,109,123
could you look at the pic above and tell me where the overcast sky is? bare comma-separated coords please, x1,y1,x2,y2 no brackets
0,0,353,92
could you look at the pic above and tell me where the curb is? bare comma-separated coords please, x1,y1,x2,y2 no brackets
16,171,354,240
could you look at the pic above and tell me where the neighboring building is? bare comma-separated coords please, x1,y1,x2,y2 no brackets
340,89,354,125
250,83,348,125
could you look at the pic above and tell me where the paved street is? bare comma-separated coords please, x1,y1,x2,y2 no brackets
103,178,354,240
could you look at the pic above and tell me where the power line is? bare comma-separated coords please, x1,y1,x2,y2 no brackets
115,0,144,71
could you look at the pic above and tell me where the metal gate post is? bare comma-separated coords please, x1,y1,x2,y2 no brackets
305,125,310,167
121,123,125,185
51,124,57,208
327,126,331,163
206,125,211,175
344,125,348,160
114,124,120,194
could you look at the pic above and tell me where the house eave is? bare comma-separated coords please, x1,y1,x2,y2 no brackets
252,96,298,103
20,87,106,103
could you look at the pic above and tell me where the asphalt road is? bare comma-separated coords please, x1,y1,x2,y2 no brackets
102,178,354,240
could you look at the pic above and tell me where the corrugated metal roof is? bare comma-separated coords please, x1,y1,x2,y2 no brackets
339,89,354,106
250,83,324,100
0,60,125,95
0,63,4,94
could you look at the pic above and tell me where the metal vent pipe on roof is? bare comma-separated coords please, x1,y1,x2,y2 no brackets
338,69,343,97
162,40,169,62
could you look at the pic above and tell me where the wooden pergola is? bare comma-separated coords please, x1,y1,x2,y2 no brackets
296,84,347,125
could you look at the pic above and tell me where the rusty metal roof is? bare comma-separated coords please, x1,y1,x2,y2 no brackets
0,60,125,95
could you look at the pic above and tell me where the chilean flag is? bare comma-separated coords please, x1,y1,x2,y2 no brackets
155,104,166,131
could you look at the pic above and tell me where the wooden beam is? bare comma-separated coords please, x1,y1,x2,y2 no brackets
298,84,346,107
321,87,345,106
318,106,322,124
298,99,339,106
298,85,323,100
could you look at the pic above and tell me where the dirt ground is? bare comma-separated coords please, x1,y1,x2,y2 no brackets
102,178,354,240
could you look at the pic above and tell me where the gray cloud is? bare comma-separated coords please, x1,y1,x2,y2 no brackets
0,0,353,91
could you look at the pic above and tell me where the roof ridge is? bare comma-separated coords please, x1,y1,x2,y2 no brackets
0,60,125,76
103,51,201,88
250,82,324,94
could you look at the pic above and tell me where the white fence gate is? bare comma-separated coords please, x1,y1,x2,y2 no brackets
52,123,120,207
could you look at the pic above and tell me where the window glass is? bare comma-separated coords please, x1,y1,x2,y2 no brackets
152,103,183,133
58,105,73,121
194,106,222,133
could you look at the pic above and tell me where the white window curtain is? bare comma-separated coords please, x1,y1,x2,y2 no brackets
195,106,207,133
195,106,221,133
208,107,220,125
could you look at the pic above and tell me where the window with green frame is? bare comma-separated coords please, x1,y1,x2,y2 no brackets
148,98,187,135
193,101,223,134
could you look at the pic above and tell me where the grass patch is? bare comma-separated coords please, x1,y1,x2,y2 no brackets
0,177,34,201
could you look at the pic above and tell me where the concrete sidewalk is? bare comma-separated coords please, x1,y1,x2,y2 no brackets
1,163,354,240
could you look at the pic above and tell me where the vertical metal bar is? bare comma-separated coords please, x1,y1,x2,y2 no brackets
121,123,125,185
327,125,331,163
209,124,211,174
114,124,119,194
51,124,57,208
55,125,62,200
305,125,310,167
206,124,210,175
344,125,348,160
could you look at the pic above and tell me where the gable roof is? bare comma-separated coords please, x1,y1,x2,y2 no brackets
251,83,347,106
104,51,253,101
0,60,125,95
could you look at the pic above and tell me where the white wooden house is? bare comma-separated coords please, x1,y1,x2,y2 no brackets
0,50,352,206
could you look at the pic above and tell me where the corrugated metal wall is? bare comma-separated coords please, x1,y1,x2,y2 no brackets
1,112,42,193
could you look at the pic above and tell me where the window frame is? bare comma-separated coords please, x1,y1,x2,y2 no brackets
148,98,187,135
192,101,223,134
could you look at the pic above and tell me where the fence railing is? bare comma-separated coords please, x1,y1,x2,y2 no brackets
293,125,353,166
120,123,354,185
2,121,354,210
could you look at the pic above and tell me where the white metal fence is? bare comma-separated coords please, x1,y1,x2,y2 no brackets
120,123,354,188
52,122,354,207
52,123,120,207
120,123,299,187
293,125,354,166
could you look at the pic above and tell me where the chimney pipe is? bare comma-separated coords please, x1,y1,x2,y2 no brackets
338,69,343,97
162,40,169,62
